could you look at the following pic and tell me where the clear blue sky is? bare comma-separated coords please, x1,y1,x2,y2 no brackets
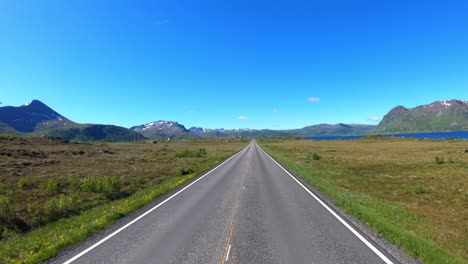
1,0,467,129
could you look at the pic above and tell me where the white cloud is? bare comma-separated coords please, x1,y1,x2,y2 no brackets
307,97,320,103
368,116,382,122
272,108,279,113
237,116,249,120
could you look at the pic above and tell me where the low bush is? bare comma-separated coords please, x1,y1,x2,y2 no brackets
435,156,444,164
0,182,6,194
43,194,78,222
68,176,81,192
413,185,429,194
17,178,32,190
0,195,13,223
180,168,195,175
45,179,60,194
174,148,207,158
0,134,16,141
80,176,123,200
307,152,321,161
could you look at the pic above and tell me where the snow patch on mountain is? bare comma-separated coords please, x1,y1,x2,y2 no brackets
132,121,182,131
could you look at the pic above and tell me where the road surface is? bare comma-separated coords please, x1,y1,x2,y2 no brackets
53,140,396,264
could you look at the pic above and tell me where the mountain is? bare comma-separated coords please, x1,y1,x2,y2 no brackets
189,127,288,138
136,122,374,139
187,124,374,138
376,99,468,132
47,125,140,142
0,100,75,133
5,98,465,141
188,127,205,135
287,123,376,137
0,100,143,142
131,121,199,140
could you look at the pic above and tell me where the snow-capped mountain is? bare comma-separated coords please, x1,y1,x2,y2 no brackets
131,121,198,139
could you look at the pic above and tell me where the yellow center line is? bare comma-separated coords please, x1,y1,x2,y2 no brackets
220,201,239,264
220,156,250,264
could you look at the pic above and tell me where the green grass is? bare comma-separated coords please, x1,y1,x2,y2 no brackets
259,138,467,264
0,137,248,263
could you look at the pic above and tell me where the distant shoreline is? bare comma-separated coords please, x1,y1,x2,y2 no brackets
309,130,468,140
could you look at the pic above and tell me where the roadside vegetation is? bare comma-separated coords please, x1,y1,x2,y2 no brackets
0,135,247,263
259,137,467,264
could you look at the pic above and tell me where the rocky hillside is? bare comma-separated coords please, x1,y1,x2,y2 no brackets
0,100,143,142
287,123,375,137
0,100,74,133
376,100,468,132
131,121,199,140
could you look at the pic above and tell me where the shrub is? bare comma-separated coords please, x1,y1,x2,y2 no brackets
414,185,429,194
199,148,207,155
0,195,13,223
80,177,99,192
68,176,81,192
45,179,60,194
180,168,195,176
0,134,16,141
101,176,122,200
0,182,6,194
435,156,444,164
44,194,78,222
80,176,123,200
307,152,321,161
174,148,207,158
18,178,31,190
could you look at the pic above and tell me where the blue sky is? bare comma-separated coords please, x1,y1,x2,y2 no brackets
1,0,467,129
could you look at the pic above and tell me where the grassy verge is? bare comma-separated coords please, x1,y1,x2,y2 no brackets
259,138,467,264
0,137,248,263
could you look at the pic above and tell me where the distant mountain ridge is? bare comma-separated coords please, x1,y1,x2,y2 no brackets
0,100,144,142
1,99,466,141
131,122,373,139
376,99,468,132
287,123,375,137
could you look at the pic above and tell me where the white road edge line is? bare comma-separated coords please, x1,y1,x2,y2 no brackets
62,144,250,264
257,144,394,264
225,244,232,262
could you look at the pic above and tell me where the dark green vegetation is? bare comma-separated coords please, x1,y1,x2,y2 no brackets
0,135,247,263
174,148,207,158
259,138,468,264
376,100,468,133
46,124,142,142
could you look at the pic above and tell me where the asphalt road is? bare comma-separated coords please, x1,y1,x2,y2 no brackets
53,140,397,264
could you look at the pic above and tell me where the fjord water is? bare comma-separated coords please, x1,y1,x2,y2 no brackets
309,131,468,140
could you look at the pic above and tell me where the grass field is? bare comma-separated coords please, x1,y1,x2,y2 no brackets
0,135,248,263
259,137,467,264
